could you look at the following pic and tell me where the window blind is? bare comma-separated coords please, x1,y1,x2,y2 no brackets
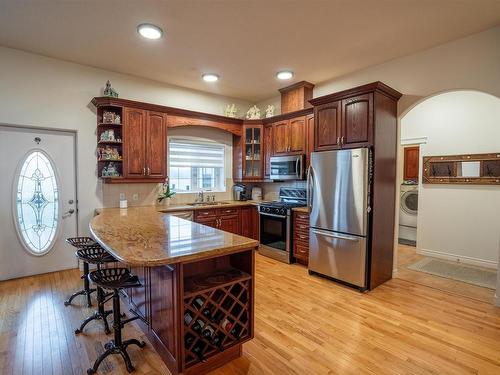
169,139,225,168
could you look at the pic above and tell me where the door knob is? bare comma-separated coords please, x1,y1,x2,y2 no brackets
62,208,75,218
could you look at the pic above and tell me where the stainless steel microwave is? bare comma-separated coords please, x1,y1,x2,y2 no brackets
270,155,305,180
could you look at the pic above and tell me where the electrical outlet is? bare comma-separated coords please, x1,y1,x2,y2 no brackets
119,193,125,200
132,193,139,201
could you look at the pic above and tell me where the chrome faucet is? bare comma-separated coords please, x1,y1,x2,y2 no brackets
197,190,204,203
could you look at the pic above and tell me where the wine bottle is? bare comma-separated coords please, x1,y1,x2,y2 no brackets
192,343,207,363
192,296,204,310
192,318,205,333
201,324,215,339
184,334,195,348
230,326,241,339
184,311,193,326
201,306,213,320
211,333,224,351
221,318,233,332
211,310,224,324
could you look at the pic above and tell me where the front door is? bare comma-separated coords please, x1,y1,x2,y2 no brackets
0,125,78,281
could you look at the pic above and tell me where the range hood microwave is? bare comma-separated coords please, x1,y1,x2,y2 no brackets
270,155,305,180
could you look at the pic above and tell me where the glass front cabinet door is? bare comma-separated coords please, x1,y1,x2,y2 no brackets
243,124,263,180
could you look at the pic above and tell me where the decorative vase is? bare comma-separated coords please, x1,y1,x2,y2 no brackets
164,197,171,207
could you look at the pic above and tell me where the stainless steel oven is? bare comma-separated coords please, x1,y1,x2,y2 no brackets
270,155,305,180
259,210,291,264
258,187,307,264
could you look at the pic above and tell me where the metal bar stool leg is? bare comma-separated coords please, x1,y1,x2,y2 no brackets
64,260,96,307
87,269,146,374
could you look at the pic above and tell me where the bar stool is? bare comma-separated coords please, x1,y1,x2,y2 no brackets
65,237,98,307
74,244,117,335
87,268,146,374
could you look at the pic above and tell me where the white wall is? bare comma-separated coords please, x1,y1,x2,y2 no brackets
401,91,500,267
0,46,252,235
257,26,500,116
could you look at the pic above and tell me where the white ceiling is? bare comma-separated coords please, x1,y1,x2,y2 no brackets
1,0,499,102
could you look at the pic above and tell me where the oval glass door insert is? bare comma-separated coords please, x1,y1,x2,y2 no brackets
14,150,59,255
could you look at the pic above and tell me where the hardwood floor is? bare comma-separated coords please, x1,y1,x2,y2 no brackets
395,244,496,304
1,253,500,374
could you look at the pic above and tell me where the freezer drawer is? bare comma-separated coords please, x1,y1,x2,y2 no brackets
308,228,367,288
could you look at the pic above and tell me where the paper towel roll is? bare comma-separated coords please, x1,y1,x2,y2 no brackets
119,199,128,209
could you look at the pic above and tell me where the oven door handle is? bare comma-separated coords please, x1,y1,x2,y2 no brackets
259,211,287,219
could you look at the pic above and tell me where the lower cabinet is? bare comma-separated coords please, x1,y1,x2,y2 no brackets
194,205,259,239
240,206,259,240
194,207,240,235
293,211,310,265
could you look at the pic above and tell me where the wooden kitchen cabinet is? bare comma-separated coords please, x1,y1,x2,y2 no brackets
306,113,315,168
341,93,373,148
312,93,373,151
240,206,259,240
293,211,310,265
404,146,420,180
263,124,273,178
194,207,240,235
123,108,167,181
272,116,306,156
314,101,342,151
272,120,289,155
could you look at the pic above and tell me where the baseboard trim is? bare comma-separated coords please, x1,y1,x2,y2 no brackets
416,248,498,269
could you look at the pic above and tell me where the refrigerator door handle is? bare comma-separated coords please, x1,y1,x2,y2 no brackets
306,165,314,208
311,228,360,242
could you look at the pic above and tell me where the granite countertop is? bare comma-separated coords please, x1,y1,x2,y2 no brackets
292,206,310,213
90,206,259,266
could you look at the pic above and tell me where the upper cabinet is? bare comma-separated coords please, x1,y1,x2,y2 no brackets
312,94,372,151
272,116,306,156
314,101,341,151
309,82,399,152
123,108,167,181
403,146,420,180
341,93,373,148
233,121,264,182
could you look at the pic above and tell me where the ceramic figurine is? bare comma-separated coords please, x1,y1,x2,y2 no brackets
114,114,121,124
224,104,238,118
101,166,108,177
103,80,119,98
246,105,261,120
106,162,119,177
102,111,115,123
265,105,275,118
108,129,115,141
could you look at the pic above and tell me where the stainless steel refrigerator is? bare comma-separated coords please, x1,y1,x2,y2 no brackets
307,148,370,289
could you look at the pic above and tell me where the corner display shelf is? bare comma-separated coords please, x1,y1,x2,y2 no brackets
183,267,252,369
96,105,124,179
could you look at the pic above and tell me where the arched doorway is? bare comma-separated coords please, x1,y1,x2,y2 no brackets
393,90,500,304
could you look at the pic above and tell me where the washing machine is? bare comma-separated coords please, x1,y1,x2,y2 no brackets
399,184,418,243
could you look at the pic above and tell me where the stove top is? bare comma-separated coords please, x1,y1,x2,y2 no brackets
259,201,306,209
258,187,307,216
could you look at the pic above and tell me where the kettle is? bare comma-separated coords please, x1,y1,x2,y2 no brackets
232,183,247,201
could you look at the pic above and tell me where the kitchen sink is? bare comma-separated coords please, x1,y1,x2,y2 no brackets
186,201,231,206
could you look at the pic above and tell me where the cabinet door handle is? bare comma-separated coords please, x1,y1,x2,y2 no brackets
337,137,340,146
143,167,146,175
341,136,344,145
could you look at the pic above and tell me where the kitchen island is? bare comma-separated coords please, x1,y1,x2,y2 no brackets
90,206,258,375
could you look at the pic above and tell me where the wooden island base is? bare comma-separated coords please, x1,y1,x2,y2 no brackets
127,248,255,375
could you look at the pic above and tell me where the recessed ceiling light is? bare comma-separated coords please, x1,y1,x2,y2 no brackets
137,23,163,40
276,71,294,80
202,73,219,82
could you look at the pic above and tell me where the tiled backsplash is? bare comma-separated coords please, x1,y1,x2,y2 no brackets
100,179,305,208
100,178,234,207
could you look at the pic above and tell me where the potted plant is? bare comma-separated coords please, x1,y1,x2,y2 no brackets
157,177,176,206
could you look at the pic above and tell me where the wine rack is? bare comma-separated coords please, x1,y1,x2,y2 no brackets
183,267,252,368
